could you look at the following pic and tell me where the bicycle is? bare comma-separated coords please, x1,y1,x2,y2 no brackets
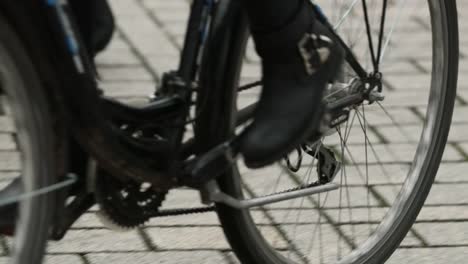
0,0,459,263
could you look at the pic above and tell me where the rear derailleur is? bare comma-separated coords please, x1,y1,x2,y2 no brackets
284,143,341,185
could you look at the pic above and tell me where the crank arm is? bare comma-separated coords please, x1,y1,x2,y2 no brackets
182,140,238,187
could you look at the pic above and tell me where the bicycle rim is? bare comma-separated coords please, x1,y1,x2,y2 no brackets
0,18,56,264
215,0,458,263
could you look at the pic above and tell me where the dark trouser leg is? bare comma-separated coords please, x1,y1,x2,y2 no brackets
69,0,115,56
69,0,95,55
241,0,303,33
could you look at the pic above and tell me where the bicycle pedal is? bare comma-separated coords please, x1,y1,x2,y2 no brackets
183,141,237,187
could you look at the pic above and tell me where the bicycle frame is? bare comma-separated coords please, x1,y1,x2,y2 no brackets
36,0,234,190
0,0,383,241
0,0,369,191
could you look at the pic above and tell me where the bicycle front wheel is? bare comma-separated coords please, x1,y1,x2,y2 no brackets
0,16,58,264
199,0,459,263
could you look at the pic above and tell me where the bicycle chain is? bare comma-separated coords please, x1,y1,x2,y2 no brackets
96,131,334,223
151,206,216,217
150,181,324,218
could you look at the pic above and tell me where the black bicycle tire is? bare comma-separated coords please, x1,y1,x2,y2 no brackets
0,15,58,264
196,0,459,263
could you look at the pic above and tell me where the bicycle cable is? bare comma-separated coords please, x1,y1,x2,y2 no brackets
0,174,78,208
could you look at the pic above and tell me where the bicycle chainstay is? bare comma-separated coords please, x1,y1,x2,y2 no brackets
150,179,329,217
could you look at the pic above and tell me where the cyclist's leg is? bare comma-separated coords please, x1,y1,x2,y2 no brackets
69,0,114,56
242,0,302,33
69,0,95,55
239,0,345,168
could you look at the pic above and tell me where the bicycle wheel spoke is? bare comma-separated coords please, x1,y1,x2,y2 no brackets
354,109,400,194
361,0,378,70
336,127,357,248
334,0,360,30
375,0,389,69
376,101,415,142
379,0,410,64
289,142,322,260
305,192,331,262
361,104,373,236
327,110,359,257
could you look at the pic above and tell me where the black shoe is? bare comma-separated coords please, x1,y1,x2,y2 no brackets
240,2,344,168
0,178,21,236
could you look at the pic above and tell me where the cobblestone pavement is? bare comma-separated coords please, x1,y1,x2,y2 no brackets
2,0,468,263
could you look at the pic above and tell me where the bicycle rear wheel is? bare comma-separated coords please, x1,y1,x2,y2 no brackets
197,0,459,263
0,16,58,264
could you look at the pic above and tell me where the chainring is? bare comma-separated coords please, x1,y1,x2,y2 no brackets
95,171,167,229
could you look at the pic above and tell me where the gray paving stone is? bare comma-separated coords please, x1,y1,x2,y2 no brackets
147,212,220,227
448,124,468,142
47,230,146,253
457,90,468,104
388,247,468,264
0,117,14,133
380,91,434,107
0,171,19,182
324,143,462,163
95,49,141,66
147,55,180,76
325,207,389,224
0,255,84,264
103,36,131,53
413,222,468,246
417,205,468,221
384,73,432,90
71,213,105,229
100,81,155,98
321,126,382,145
160,22,188,38
340,224,422,247
142,1,188,10
458,143,468,157
87,251,228,264
373,125,423,143
109,0,146,16
0,134,15,151
357,107,422,126
375,183,468,206
225,252,241,264
146,227,232,250
99,67,153,82
435,163,468,183
337,164,410,185
0,152,20,171
449,106,468,124
152,9,189,24
160,189,205,209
